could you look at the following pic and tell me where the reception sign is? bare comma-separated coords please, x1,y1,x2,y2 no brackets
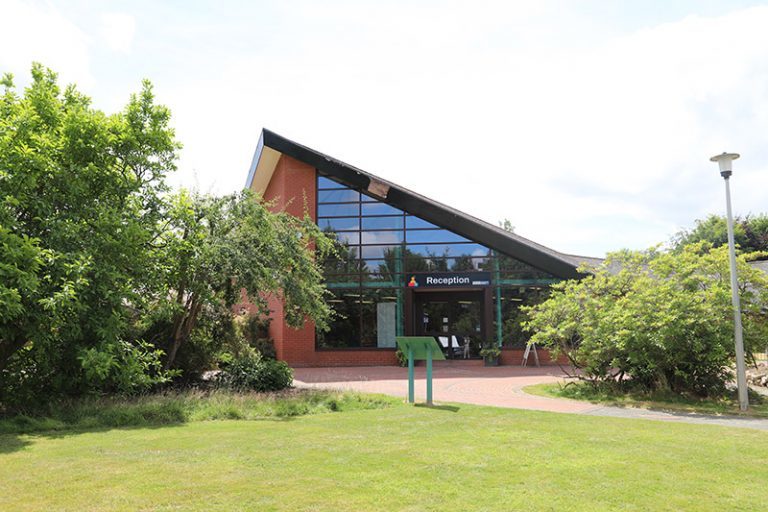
407,272,491,288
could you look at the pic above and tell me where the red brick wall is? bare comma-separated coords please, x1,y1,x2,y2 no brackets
262,154,314,363
259,155,400,367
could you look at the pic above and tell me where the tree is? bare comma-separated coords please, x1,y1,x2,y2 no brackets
672,214,768,253
523,243,768,396
498,219,515,233
0,64,178,399
148,190,336,371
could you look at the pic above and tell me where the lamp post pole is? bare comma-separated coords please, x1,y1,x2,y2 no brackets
710,152,749,411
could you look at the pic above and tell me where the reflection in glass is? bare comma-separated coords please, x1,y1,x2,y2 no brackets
318,176,346,189
333,231,359,245
362,216,404,230
406,229,470,244
406,216,440,229
322,234,360,276
318,189,360,203
362,203,403,216
318,203,359,217
406,243,490,258
317,291,360,348
361,244,403,259
318,217,359,231
497,254,555,280
361,230,404,245
494,287,550,347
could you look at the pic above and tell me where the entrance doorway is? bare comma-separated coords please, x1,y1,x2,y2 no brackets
413,291,485,358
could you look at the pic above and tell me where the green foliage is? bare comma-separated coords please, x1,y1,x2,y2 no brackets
395,347,408,367
1,64,334,404
77,340,176,395
524,243,768,396
478,343,501,359
673,213,768,253
151,189,335,371
215,354,294,392
0,64,179,401
228,313,275,359
498,218,515,233
0,390,396,434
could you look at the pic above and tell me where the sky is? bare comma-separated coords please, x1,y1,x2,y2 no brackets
2,0,767,257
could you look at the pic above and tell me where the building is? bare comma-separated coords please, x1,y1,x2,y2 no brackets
245,129,596,366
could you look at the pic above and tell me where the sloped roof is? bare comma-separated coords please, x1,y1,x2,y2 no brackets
246,129,591,280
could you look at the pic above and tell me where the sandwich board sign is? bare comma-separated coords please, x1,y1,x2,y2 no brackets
395,336,445,405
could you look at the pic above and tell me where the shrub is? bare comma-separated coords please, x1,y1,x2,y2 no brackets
479,344,501,359
232,314,276,359
524,244,768,396
215,354,293,392
395,348,408,367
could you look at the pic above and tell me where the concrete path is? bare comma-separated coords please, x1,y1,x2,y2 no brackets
293,365,768,431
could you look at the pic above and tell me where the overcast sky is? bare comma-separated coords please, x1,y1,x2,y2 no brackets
3,0,767,257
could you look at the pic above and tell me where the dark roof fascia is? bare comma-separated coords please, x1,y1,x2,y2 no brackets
258,129,585,280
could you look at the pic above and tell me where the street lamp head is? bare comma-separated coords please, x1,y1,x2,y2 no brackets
710,152,740,178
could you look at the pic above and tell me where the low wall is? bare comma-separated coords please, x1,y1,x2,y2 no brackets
286,349,399,367
499,347,567,366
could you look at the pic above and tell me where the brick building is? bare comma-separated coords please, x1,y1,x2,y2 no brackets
245,129,596,367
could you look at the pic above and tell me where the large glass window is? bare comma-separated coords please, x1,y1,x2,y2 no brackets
318,203,359,217
405,229,470,244
318,217,359,231
316,172,557,349
318,189,360,203
362,216,404,230
493,286,550,347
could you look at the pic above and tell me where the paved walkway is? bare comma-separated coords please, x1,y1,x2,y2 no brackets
293,365,768,431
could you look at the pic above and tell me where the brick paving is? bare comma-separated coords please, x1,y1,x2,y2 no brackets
293,364,768,431
294,365,596,414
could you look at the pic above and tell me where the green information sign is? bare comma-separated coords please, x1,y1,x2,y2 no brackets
396,336,445,405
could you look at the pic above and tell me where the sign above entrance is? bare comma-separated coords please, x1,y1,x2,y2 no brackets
407,272,491,288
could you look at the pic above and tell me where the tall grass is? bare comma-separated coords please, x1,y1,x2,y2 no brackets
0,389,397,435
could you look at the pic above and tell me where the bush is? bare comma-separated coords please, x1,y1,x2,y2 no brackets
524,244,768,396
215,354,293,392
232,314,276,359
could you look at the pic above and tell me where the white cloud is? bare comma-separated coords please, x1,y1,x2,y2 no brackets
99,12,136,54
0,0,92,87
4,1,767,257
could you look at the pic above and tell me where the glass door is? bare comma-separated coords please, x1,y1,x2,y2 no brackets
415,291,484,358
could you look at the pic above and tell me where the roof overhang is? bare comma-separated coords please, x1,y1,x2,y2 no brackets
245,131,282,195
246,128,588,280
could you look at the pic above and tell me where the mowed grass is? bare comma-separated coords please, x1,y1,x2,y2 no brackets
525,382,768,418
2,398,768,511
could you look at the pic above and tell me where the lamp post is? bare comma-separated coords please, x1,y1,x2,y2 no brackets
709,152,748,411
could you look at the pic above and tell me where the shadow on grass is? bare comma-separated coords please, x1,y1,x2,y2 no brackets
0,434,32,454
0,415,304,455
414,403,460,412
0,388,396,454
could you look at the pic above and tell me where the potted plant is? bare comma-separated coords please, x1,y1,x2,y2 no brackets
479,343,501,367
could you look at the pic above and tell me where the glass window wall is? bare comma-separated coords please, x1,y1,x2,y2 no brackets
316,172,557,349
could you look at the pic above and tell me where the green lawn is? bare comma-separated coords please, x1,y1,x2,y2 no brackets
524,382,768,418
2,397,768,511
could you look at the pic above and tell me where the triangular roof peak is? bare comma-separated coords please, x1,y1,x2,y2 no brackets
246,128,589,280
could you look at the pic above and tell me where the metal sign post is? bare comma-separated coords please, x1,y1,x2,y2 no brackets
407,345,415,403
396,336,445,405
